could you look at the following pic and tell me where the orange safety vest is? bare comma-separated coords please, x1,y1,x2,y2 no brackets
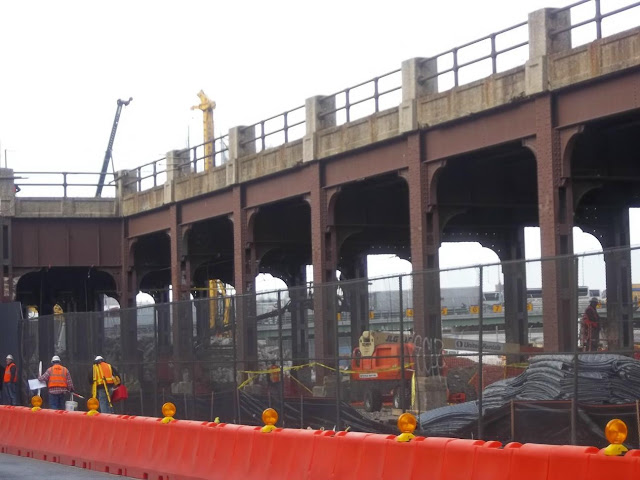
4,363,17,383
48,364,68,388
94,362,115,385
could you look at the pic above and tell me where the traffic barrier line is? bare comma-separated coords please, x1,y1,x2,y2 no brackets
2,405,640,480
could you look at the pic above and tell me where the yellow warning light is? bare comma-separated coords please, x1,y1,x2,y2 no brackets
86,397,100,416
396,413,417,442
603,418,628,456
162,402,177,418
261,408,278,433
31,395,43,411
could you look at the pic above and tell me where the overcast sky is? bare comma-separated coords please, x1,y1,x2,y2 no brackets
1,0,638,294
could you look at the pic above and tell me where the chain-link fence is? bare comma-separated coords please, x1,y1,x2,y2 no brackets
16,246,640,447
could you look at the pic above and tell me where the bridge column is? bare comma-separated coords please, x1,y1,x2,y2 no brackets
341,254,370,349
526,10,577,352
170,205,193,366
591,208,634,350
0,169,15,302
289,265,310,382
533,99,578,353
310,164,338,373
119,228,140,384
232,185,258,371
405,133,442,341
501,228,528,348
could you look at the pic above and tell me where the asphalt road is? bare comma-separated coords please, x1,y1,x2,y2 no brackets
0,453,136,479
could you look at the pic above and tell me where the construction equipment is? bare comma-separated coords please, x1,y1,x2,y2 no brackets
350,331,415,412
191,90,216,170
95,97,133,197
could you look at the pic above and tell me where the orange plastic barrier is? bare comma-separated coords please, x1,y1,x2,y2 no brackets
2,405,640,480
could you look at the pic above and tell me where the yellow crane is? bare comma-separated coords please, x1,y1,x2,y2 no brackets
191,90,216,171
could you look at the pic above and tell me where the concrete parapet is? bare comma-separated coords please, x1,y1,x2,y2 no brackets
116,169,139,198
525,8,571,95
0,169,16,216
165,149,191,182
228,126,257,183
548,27,640,90
164,149,191,204
400,57,438,133
14,198,117,217
303,95,336,162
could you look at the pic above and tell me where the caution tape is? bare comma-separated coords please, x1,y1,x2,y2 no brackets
237,361,415,390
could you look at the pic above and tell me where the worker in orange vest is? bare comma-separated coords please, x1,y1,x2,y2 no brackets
581,297,601,352
3,354,18,405
89,356,120,413
38,355,74,410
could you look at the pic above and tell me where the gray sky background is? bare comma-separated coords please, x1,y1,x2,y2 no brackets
1,0,638,295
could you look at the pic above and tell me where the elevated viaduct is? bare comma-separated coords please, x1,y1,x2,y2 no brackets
3,5,640,368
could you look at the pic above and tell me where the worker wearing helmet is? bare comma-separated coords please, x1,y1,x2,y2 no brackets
581,297,601,352
3,354,18,405
89,356,120,413
38,355,74,410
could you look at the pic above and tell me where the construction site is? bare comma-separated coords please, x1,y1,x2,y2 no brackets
0,0,640,463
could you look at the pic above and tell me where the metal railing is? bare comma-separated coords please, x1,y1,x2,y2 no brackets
551,0,640,43
240,105,305,154
125,157,168,192
320,69,402,127
189,135,230,173
419,20,529,92
14,171,117,198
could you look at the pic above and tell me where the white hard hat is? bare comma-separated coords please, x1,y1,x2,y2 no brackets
6,354,13,361
51,355,61,363
94,356,104,362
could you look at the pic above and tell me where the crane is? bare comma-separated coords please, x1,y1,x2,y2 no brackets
191,90,216,170
95,97,133,197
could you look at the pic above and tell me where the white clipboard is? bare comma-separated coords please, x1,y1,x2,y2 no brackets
28,379,47,391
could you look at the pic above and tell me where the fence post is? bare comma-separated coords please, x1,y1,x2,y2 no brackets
571,353,579,445
478,266,484,441
399,275,406,412
277,290,285,427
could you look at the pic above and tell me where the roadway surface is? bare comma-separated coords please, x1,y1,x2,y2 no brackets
0,453,136,479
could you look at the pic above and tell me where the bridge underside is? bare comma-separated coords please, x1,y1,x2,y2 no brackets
4,43,640,382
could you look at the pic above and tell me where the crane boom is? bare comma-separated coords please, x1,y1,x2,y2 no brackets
95,97,133,197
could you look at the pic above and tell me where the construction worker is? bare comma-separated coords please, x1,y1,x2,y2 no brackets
89,356,120,413
581,297,601,352
38,355,74,410
3,354,18,405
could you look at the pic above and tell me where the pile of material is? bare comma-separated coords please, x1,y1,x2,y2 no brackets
419,353,640,434
419,400,480,436
482,354,640,410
